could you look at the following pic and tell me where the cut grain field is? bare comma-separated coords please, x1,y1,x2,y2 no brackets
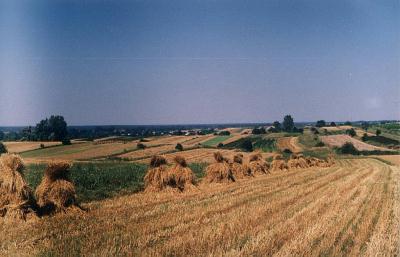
20,141,138,161
320,135,392,151
2,158,399,256
3,141,62,153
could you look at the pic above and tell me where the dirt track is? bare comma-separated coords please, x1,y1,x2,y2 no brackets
277,136,303,153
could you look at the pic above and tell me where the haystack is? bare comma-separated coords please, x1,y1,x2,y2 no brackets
144,155,170,192
35,162,79,215
167,156,197,191
0,154,37,220
204,152,235,183
288,154,309,170
271,154,288,172
248,153,269,175
231,154,252,179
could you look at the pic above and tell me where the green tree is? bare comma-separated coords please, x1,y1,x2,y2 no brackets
282,115,294,132
0,131,4,140
0,142,7,154
344,121,352,126
316,120,326,127
272,121,281,131
35,115,68,141
376,129,381,136
330,122,336,127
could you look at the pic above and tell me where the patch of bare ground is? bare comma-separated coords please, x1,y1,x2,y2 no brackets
0,159,398,256
277,137,303,153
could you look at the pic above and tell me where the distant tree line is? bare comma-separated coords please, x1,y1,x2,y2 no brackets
0,115,70,145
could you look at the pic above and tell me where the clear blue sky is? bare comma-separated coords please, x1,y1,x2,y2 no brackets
0,0,399,126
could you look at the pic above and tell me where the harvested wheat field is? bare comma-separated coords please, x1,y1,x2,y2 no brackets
3,141,62,153
145,136,197,146
1,158,398,256
137,148,273,164
320,135,392,151
118,144,176,160
277,136,303,153
372,155,400,166
20,141,139,161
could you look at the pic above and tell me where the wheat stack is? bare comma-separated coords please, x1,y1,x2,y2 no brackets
144,155,171,192
35,162,79,215
167,156,197,191
204,152,235,183
231,154,252,179
271,154,288,172
0,154,37,220
248,153,269,175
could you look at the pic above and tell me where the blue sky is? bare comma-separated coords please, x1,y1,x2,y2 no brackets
0,0,399,125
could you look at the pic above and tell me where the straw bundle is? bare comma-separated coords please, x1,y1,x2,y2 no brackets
35,162,79,215
204,152,235,183
0,154,37,220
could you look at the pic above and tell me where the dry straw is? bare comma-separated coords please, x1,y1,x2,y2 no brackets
144,155,197,192
35,161,80,215
0,153,37,220
231,154,252,179
204,152,235,183
167,156,197,191
144,155,170,192
248,153,270,175
288,154,309,169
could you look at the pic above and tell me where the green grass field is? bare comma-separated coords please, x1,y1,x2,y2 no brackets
201,135,232,147
25,161,208,203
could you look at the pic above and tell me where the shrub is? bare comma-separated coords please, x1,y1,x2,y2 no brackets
240,139,253,152
283,148,292,154
175,143,183,151
252,127,266,134
137,143,146,149
219,131,231,136
330,122,337,127
339,142,359,155
361,133,368,142
0,142,7,154
376,129,381,136
315,141,325,147
40,143,45,149
346,128,356,137
62,139,72,145
217,143,224,148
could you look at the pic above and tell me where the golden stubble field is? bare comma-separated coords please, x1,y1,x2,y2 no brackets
1,158,399,256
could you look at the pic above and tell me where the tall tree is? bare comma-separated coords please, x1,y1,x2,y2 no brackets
316,120,326,127
282,115,294,132
35,115,68,141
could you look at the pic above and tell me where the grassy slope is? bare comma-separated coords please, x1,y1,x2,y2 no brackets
25,162,208,203
201,135,232,147
4,159,399,256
